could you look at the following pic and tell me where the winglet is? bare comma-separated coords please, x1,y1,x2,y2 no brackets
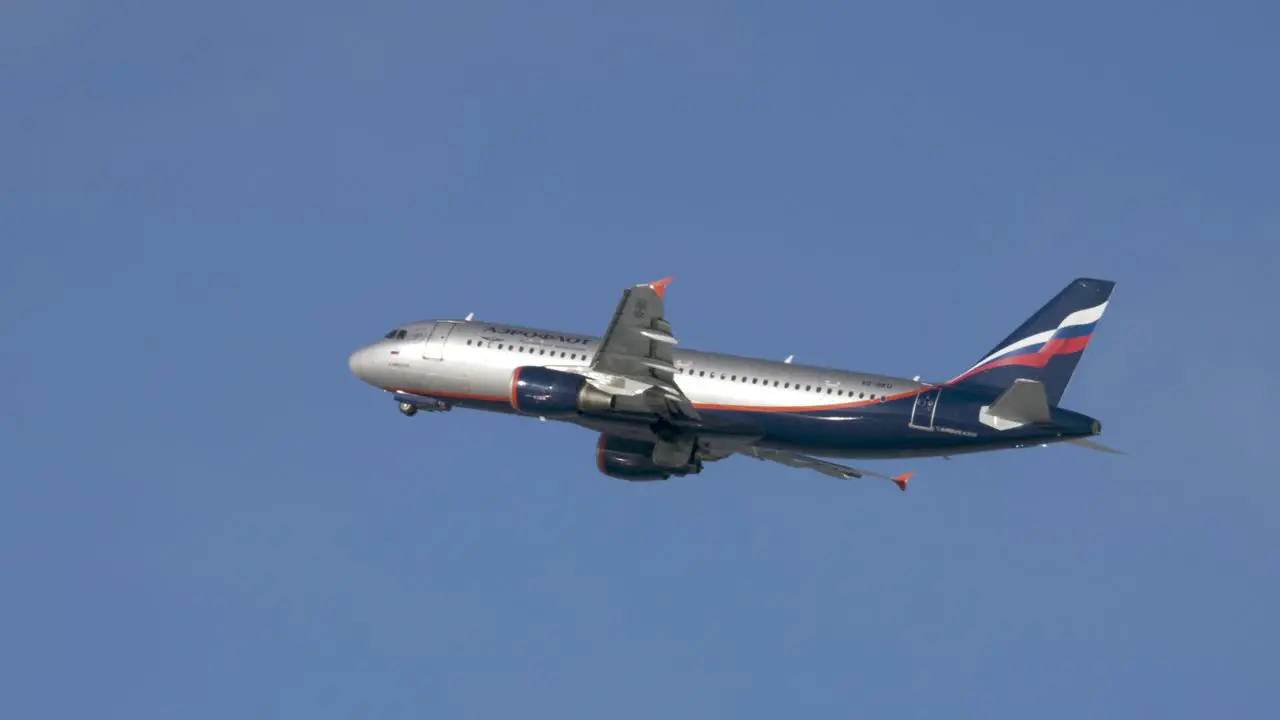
647,276,674,297
892,472,912,492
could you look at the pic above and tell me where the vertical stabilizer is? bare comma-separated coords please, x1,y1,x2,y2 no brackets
946,278,1114,406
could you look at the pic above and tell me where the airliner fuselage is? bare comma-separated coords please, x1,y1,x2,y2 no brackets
348,277,1115,488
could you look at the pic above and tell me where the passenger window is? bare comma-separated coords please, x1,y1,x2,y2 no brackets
752,378,758,384
784,382,790,389
699,371,706,377
731,375,736,381
826,388,832,394
498,344,504,350
805,385,811,391
773,380,779,387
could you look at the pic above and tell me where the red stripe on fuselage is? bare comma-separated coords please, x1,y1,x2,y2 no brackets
384,379,936,412
694,396,895,413
384,385,926,414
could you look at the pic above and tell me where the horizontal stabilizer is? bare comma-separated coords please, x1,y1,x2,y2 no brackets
980,379,1052,430
1066,438,1125,454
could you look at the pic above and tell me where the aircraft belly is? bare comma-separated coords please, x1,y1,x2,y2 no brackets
697,393,1003,460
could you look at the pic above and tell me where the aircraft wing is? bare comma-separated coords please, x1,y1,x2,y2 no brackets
589,276,699,421
742,447,912,491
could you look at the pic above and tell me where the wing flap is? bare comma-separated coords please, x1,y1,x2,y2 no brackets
743,447,911,491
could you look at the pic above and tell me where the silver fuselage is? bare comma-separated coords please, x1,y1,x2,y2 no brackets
345,315,993,456
350,318,924,415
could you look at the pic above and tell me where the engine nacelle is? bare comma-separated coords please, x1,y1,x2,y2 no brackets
509,366,616,416
595,434,701,481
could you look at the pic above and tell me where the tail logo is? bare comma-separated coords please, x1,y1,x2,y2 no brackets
948,301,1108,384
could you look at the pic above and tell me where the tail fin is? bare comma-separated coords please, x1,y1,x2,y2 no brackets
946,278,1115,406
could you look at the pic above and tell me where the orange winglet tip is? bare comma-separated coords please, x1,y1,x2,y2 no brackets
893,472,913,492
648,276,674,297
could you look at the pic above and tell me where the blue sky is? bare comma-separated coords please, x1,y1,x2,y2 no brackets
3,1,1278,717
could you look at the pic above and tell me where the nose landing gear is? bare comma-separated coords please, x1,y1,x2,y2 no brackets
395,393,451,417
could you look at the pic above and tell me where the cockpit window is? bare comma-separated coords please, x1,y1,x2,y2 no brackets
384,329,398,338
396,330,407,339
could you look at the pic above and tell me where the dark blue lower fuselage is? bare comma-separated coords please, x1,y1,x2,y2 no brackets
416,382,1100,461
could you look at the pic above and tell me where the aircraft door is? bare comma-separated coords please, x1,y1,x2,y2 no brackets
422,322,455,360
908,387,942,431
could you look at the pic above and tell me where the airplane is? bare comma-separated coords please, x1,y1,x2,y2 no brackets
348,277,1118,491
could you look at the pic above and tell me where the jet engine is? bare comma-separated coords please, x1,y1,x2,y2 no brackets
595,434,701,481
509,366,616,416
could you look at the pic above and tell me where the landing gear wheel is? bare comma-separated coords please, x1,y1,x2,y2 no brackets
399,402,418,417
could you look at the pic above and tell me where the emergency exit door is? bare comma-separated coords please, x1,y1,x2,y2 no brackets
422,322,455,361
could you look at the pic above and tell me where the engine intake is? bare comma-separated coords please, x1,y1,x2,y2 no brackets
595,434,701,481
509,366,616,416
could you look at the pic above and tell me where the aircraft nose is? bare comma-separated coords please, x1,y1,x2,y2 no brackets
348,347,368,379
